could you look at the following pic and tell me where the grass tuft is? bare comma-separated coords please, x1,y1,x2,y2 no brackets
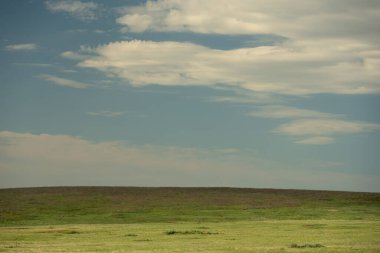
290,243,324,248
165,230,217,235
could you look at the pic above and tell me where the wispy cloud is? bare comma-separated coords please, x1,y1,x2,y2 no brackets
295,136,334,145
61,51,89,60
60,69,78,73
275,119,380,137
45,0,98,21
87,110,127,117
39,74,91,89
248,105,380,145
12,63,51,67
247,106,338,119
209,88,280,104
5,43,36,51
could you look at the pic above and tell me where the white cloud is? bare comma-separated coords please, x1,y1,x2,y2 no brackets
50,1,380,145
1,131,379,192
74,39,380,96
103,1,380,96
275,118,380,137
87,110,127,117
117,0,380,44
39,74,91,89
117,14,153,33
45,0,98,21
5,43,36,51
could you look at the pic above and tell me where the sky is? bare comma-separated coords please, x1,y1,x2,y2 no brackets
0,0,380,192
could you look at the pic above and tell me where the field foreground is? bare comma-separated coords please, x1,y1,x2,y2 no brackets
0,187,379,252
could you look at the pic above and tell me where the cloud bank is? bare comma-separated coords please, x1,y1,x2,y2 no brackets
1,131,379,192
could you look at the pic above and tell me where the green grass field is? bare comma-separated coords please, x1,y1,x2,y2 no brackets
0,187,379,252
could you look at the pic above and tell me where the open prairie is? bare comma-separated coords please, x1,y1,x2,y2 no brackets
0,187,379,252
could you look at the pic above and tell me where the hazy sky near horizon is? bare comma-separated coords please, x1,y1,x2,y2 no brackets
1,0,380,192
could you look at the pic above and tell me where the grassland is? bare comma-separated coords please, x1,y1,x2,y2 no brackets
0,187,379,252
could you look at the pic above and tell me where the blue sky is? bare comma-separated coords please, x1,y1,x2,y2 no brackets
1,0,380,192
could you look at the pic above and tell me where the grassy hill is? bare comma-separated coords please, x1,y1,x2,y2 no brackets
1,187,379,226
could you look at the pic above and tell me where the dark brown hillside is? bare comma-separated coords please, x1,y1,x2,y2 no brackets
1,187,379,226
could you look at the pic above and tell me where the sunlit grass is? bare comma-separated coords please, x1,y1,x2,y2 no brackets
0,187,379,252
0,220,379,252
